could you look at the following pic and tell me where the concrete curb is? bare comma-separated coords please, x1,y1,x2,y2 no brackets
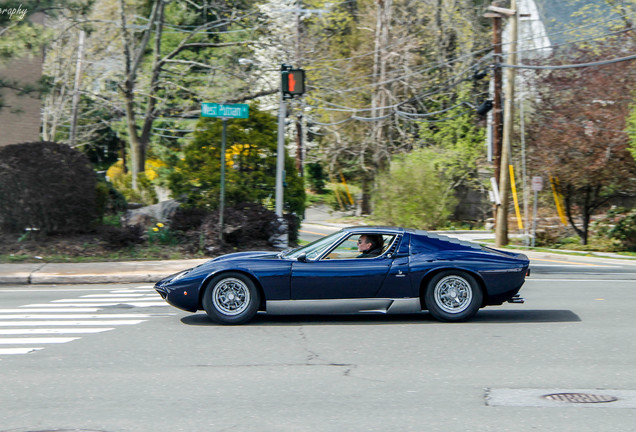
0,259,208,285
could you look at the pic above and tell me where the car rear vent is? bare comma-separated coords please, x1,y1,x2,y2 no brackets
386,237,399,255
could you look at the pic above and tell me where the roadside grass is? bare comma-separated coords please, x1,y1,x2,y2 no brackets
480,238,636,258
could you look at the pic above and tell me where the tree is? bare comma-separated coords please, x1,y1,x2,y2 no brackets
168,105,305,216
527,39,636,244
291,0,490,213
39,0,280,198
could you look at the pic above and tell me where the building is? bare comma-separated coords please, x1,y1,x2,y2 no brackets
0,13,44,147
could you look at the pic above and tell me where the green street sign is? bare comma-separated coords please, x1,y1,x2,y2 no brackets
201,103,249,119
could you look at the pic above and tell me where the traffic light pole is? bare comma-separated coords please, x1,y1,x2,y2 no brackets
273,78,289,249
275,94,286,218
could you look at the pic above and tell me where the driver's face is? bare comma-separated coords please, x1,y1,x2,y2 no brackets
357,236,371,252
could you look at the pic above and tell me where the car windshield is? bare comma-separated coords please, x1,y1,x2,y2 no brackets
283,231,344,260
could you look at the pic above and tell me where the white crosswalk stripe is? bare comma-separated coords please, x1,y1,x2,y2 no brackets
0,314,154,319
0,320,147,326
0,308,101,313
0,328,114,335
52,298,159,303
24,302,167,308
0,347,43,355
0,337,80,344
0,285,171,356
80,294,153,298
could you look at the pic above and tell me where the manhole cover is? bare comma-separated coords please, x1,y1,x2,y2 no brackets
543,392,618,404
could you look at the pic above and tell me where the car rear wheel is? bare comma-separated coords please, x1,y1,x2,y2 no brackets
203,272,260,325
425,271,482,322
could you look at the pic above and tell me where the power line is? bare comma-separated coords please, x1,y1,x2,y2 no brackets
500,53,636,69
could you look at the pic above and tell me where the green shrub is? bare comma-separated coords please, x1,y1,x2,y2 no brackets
372,148,458,229
168,105,305,216
608,212,636,251
147,223,178,246
95,179,127,222
0,142,98,234
305,162,327,193
101,225,145,248
110,173,158,206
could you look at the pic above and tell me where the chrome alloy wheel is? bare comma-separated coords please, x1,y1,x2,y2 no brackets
212,278,250,316
433,275,473,314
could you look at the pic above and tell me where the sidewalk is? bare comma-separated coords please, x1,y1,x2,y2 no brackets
0,259,209,285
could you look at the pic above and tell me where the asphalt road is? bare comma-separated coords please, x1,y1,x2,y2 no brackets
1,258,635,432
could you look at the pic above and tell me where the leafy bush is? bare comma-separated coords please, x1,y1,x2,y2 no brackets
170,206,209,233
305,162,327,193
147,223,178,246
0,142,98,234
609,213,636,251
200,202,280,249
168,105,305,216
101,225,145,248
372,148,458,229
106,159,160,205
95,179,127,222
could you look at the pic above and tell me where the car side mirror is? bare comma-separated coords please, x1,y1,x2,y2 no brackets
297,252,307,262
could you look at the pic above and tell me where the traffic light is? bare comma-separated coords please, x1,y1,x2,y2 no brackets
282,69,305,98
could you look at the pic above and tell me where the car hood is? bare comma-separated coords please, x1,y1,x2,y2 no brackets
209,251,281,263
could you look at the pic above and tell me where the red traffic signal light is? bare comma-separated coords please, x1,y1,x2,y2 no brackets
282,69,305,97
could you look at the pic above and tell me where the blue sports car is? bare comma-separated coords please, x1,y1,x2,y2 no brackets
154,226,529,324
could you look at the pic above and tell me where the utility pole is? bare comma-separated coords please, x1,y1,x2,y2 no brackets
294,1,304,178
495,1,518,247
487,12,503,186
295,114,303,176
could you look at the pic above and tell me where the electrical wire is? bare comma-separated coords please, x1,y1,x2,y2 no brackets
500,53,636,69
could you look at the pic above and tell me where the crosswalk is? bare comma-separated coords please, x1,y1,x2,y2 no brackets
0,285,173,356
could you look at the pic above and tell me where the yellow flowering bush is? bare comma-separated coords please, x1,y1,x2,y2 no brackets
105,159,167,205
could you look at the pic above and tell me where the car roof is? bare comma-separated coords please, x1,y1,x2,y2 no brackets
342,226,406,234
342,226,483,250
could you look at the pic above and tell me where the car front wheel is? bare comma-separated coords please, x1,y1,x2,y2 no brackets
203,272,260,325
425,271,482,322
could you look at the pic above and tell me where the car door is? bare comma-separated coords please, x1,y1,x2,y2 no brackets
290,234,395,300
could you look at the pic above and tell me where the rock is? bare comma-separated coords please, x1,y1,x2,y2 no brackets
121,200,180,228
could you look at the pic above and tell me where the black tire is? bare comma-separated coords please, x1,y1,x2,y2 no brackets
425,270,483,322
202,272,260,325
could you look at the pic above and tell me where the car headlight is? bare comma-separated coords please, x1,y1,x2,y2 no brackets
171,270,190,282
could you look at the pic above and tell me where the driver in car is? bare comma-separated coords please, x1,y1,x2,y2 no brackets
357,234,384,258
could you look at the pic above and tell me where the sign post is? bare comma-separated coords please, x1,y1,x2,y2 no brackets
201,103,249,242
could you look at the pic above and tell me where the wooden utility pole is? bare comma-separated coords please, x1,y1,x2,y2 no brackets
296,114,303,176
495,0,518,247
484,4,505,227
491,15,503,186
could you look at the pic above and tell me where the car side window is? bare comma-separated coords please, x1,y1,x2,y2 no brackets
322,234,396,260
